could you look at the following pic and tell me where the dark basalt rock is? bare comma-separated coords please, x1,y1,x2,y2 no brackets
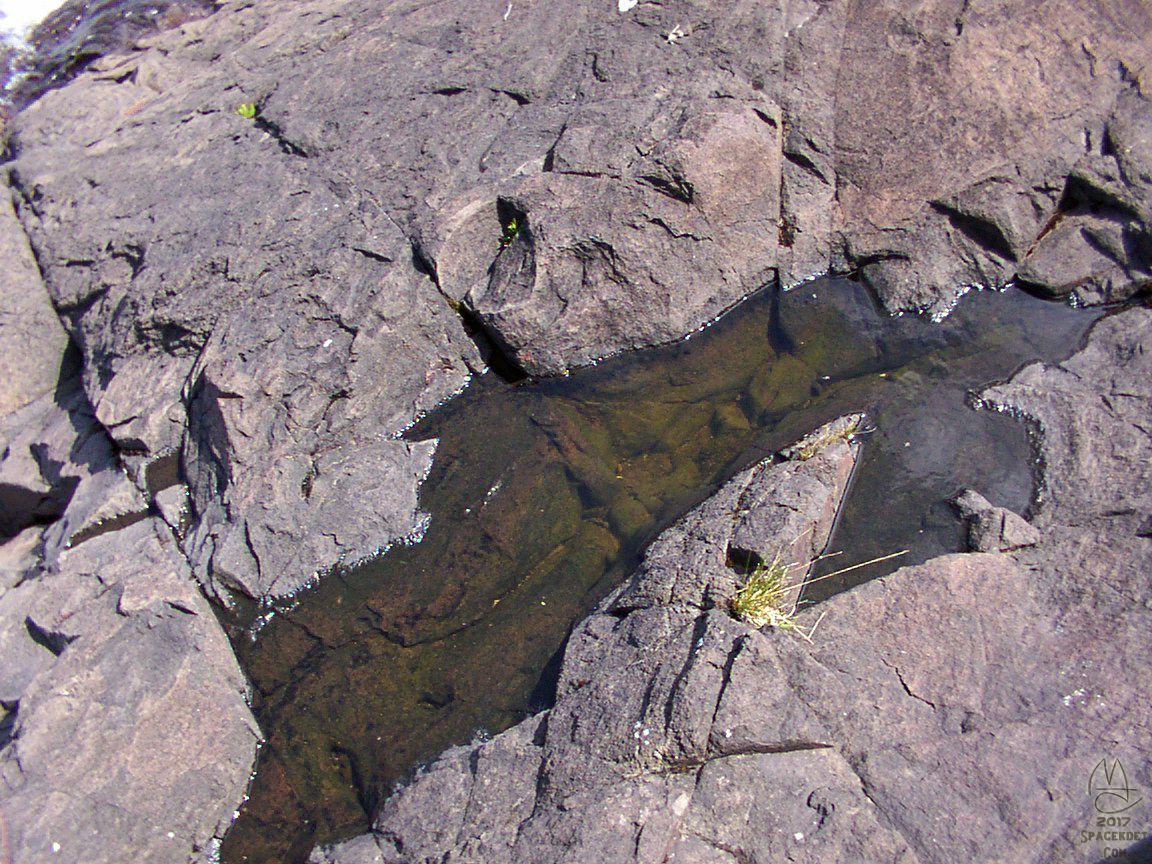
0,0,1149,862
4,0,1152,605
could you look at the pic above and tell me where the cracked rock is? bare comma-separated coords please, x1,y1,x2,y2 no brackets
952,488,1041,552
0,519,260,864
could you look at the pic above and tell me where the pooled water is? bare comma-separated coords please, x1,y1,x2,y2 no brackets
219,278,1103,864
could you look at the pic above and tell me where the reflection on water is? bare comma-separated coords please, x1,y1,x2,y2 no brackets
220,279,1100,864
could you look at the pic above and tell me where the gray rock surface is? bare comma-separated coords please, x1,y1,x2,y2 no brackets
952,488,1041,552
0,373,151,561
316,310,1152,863
0,188,67,417
1,0,1150,863
0,518,260,864
0,364,261,864
6,0,1152,598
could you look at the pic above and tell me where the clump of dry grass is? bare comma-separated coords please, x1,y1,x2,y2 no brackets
782,413,868,462
730,548,908,641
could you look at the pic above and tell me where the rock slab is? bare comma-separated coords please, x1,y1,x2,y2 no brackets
6,0,1152,604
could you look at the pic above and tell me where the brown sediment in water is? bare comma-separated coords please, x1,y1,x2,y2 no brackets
219,279,1103,864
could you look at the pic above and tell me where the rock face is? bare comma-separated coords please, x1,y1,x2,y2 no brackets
1,0,1150,863
0,191,67,419
0,520,260,864
5,0,1152,603
315,309,1152,864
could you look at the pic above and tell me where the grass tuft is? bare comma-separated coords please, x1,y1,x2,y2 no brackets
786,414,866,461
730,548,908,641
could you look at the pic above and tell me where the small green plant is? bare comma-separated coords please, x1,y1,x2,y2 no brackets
236,101,259,120
731,548,908,641
499,215,520,249
731,553,807,632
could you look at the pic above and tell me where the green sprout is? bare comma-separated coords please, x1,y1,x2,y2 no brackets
236,101,259,120
499,215,520,249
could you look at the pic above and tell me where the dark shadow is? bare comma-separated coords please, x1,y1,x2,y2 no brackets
0,702,16,749
527,633,569,715
1095,835,1152,864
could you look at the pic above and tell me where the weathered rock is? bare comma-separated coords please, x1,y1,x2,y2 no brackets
0,183,68,417
0,223,259,862
0,518,260,864
318,309,1152,863
0,370,148,563
952,488,1040,552
2,1,1151,862
607,417,860,615
458,77,781,373
6,0,1152,604
828,1,1152,315
982,308,1152,526
0,527,40,594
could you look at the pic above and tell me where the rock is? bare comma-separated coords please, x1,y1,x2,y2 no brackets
952,488,1041,552
8,7,486,599
3,0,1149,592
0,230,259,862
605,421,860,619
308,834,386,864
460,79,781,373
318,309,1152,863
0,582,57,703
982,308,1152,527
0,371,146,562
829,1,1152,316
0,182,68,417
0,518,260,864
1,0,1150,862
314,418,863,863
0,527,40,594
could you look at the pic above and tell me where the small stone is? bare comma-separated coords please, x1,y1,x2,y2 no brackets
954,489,1040,552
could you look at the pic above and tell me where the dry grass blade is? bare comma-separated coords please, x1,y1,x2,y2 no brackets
730,549,908,642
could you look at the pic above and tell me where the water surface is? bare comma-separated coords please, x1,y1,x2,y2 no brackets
220,279,1101,863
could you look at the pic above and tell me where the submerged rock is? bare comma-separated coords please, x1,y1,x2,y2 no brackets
952,488,1040,552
